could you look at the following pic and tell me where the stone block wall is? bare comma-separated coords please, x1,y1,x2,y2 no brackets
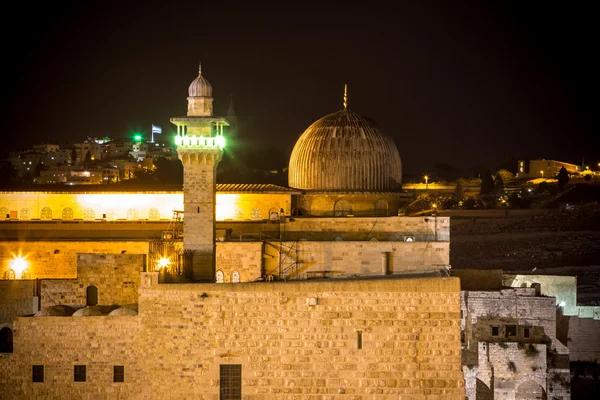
215,242,263,282
283,216,450,242
40,254,144,308
0,280,36,325
0,241,149,279
0,275,464,399
567,316,600,362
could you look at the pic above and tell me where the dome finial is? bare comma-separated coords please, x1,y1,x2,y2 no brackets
198,62,202,75
343,84,348,110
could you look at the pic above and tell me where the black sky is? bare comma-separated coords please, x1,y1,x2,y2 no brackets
1,1,597,175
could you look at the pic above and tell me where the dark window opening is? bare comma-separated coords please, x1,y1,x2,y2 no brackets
114,365,124,382
0,327,13,353
86,285,98,306
506,325,517,337
491,326,499,337
220,364,241,400
523,328,530,338
74,365,86,382
357,331,363,349
32,365,44,383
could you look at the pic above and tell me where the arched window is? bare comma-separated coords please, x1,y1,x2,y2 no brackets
40,207,53,220
0,327,13,353
83,208,95,221
251,208,262,221
86,285,98,306
234,208,244,220
215,270,224,283
334,200,352,217
127,208,139,220
0,207,9,220
375,199,388,217
62,207,74,220
232,271,240,283
19,208,31,220
21,269,32,280
3,269,15,280
106,211,117,221
148,208,160,220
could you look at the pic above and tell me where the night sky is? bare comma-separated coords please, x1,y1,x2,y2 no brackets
1,1,597,175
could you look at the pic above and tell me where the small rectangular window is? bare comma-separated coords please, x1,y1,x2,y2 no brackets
357,331,363,349
114,365,124,382
506,325,517,337
74,365,86,382
32,365,44,383
220,364,241,400
491,326,499,336
523,328,530,338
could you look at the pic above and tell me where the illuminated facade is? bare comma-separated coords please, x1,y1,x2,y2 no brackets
517,159,580,179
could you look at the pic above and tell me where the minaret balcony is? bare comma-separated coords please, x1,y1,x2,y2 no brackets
175,135,225,150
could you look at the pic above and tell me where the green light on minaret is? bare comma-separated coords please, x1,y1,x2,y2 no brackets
134,134,142,142
216,135,226,149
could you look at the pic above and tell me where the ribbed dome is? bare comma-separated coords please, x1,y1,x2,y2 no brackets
188,65,212,97
288,109,402,191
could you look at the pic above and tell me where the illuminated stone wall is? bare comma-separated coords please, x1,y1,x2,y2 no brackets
0,280,36,325
215,242,263,283
40,254,143,308
0,191,291,222
1,273,464,399
0,241,149,279
297,193,405,217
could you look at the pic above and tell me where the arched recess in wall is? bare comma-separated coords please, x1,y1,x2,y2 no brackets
21,269,32,280
334,199,352,217
231,271,240,283
516,380,546,400
268,207,279,221
19,208,31,220
0,327,13,353
0,207,8,220
3,269,15,280
374,199,388,217
475,379,492,400
86,285,98,306
62,207,74,220
234,208,244,220
148,207,160,220
251,208,262,221
40,207,52,220
127,208,139,220
215,270,224,283
83,208,95,221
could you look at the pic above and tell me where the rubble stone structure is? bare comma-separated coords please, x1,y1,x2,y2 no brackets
461,287,570,399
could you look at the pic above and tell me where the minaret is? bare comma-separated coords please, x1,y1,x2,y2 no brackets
171,64,229,282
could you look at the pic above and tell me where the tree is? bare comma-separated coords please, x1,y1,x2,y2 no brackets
557,166,569,192
495,169,514,183
70,148,77,165
493,174,504,194
455,179,465,199
480,170,495,195
83,151,92,169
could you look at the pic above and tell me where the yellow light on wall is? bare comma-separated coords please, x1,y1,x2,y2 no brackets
158,257,170,268
10,256,29,279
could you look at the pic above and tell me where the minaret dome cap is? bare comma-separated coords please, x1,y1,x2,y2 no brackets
188,63,213,97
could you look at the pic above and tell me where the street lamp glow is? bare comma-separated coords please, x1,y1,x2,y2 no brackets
10,256,29,278
158,257,170,269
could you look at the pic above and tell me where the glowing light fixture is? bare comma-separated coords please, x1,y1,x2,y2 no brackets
158,257,170,268
559,301,566,307
10,256,29,278
134,134,142,142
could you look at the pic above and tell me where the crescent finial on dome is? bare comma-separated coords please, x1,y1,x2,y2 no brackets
343,84,348,110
